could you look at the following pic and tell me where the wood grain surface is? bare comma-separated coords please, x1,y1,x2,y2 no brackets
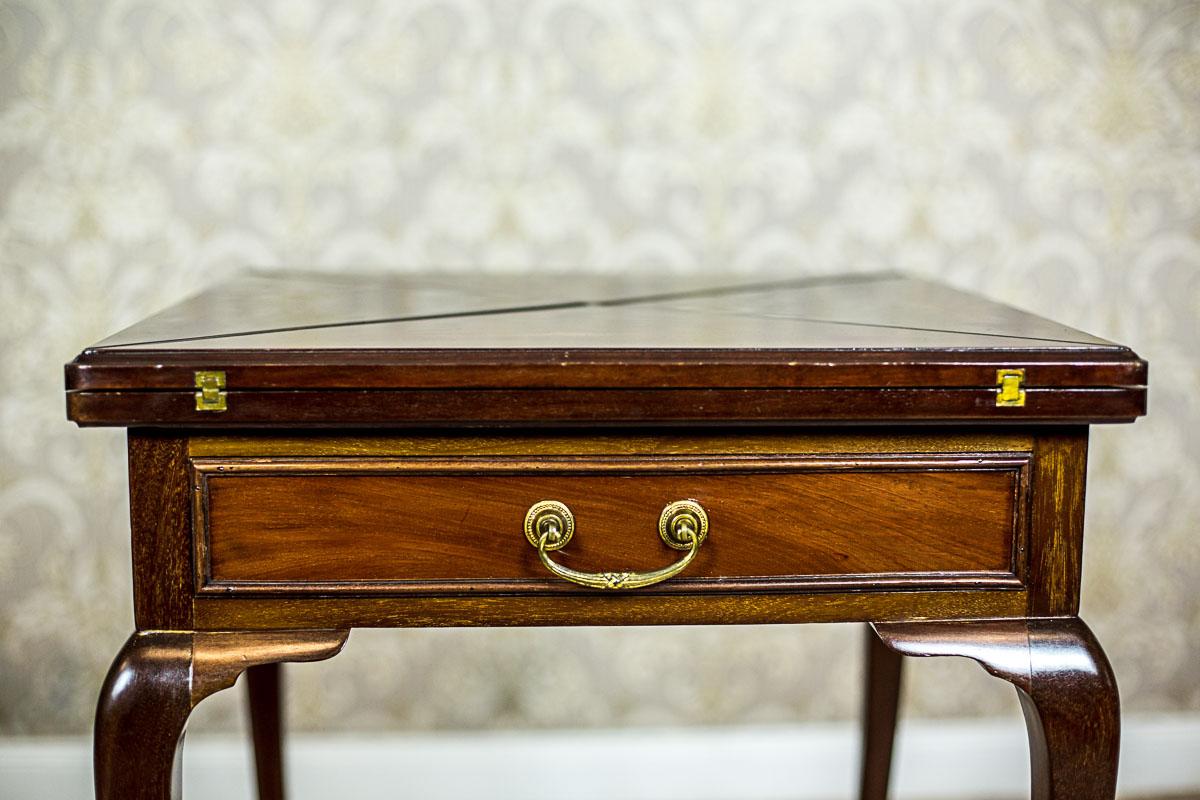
186,429,1036,458
65,271,1147,427
191,589,1030,630
1027,430,1089,616
68,385,1147,427
860,624,904,800
81,271,1123,352
873,618,1119,800
114,429,1073,629
128,431,193,629
196,456,1026,593
94,630,347,800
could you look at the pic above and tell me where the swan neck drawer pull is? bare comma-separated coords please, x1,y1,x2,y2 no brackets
523,500,708,590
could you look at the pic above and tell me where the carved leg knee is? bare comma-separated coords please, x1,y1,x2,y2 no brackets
872,618,1118,800
94,630,347,800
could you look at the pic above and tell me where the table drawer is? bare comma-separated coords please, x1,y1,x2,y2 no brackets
193,451,1029,595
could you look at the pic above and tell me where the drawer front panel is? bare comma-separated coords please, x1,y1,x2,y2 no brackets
195,454,1028,595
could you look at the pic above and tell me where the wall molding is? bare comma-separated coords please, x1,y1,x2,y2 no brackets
3,714,1199,799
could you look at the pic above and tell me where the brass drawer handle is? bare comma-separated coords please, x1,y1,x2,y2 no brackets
523,499,708,590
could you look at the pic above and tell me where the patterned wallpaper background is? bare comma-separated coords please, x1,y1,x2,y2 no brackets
0,0,1198,735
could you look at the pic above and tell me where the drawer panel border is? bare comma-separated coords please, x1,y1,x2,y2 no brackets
192,452,1031,597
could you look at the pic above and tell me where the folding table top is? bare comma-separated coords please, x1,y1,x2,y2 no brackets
65,270,1147,427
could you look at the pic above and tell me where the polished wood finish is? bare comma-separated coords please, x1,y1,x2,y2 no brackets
65,271,1147,427
118,430,1052,628
67,386,1146,427
860,625,904,800
69,350,1148,390
186,430,1037,457
95,630,346,800
71,271,1129,353
94,632,190,800
872,618,1119,800
246,664,284,800
196,454,1025,593
1027,432,1089,615
112,429,1093,628
128,431,193,629
72,272,1144,798
192,590,1029,630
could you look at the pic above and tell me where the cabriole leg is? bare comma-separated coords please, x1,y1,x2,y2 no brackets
94,630,347,800
871,618,1119,800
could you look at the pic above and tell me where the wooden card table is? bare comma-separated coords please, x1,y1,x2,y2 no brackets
65,271,1147,799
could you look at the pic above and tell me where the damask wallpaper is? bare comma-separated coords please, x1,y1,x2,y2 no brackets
0,0,1197,735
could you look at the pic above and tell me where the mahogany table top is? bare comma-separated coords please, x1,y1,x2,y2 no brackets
65,270,1146,427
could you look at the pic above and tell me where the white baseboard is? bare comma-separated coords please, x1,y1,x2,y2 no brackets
3,714,1199,799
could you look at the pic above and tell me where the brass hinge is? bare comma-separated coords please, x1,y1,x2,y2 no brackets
194,370,227,412
996,368,1026,407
